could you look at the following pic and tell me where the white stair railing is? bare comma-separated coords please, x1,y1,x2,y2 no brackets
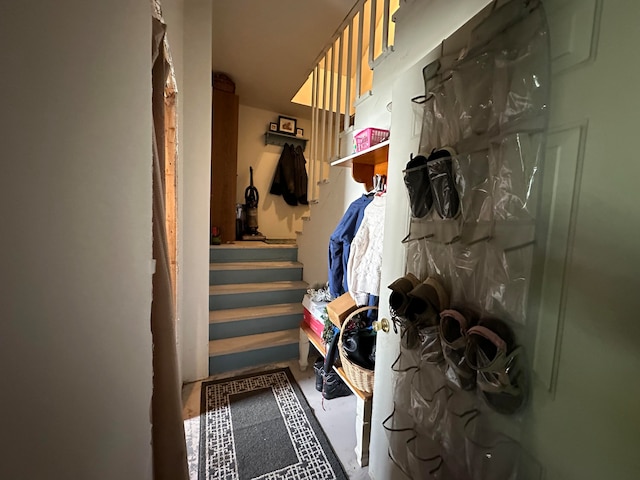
306,0,399,202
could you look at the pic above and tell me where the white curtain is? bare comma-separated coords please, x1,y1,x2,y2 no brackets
151,3,189,479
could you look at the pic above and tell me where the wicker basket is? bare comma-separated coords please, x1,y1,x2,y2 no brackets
338,305,378,393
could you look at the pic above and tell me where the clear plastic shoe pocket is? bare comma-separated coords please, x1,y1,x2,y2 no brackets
430,81,460,148
490,132,544,221
483,243,534,325
418,94,440,155
427,157,460,220
410,370,448,437
448,241,487,306
495,11,550,126
464,417,543,480
451,51,496,136
383,407,415,475
417,326,444,364
403,163,432,220
454,151,492,224
465,435,543,480
407,435,451,479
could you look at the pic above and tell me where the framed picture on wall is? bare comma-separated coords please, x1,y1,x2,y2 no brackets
296,128,304,137
278,116,297,135
269,122,278,131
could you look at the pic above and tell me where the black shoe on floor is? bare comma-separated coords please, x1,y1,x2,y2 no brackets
313,357,324,392
322,370,352,399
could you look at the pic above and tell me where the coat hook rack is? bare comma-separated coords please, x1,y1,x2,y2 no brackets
264,131,308,151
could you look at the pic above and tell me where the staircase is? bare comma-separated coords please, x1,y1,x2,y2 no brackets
208,242,308,375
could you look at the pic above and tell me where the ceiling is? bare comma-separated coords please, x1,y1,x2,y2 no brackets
212,0,358,119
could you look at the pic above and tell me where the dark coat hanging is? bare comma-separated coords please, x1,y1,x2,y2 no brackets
270,143,308,206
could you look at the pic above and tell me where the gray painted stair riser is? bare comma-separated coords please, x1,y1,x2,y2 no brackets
210,288,306,310
209,343,299,374
210,313,302,340
210,266,302,285
208,245,302,376
210,247,297,263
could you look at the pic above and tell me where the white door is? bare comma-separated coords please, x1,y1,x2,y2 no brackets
369,48,438,479
520,0,640,478
369,1,640,479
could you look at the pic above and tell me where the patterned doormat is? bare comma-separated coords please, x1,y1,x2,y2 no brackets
199,368,348,480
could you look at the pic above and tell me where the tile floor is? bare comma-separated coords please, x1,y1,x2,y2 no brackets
182,353,371,480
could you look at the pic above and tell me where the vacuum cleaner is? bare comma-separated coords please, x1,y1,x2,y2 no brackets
242,166,265,241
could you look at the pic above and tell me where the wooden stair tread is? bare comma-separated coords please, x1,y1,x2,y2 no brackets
210,242,297,250
210,281,308,295
209,329,299,356
210,303,303,323
210,261,302,271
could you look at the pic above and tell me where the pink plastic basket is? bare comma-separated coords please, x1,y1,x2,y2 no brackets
354,127,390,152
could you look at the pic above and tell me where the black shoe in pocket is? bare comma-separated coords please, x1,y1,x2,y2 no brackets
403,154,432,218
426,147,460,219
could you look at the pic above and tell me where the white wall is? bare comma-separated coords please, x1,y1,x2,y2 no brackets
237,105,311,239
0,1,153,479
179,0,212,383
298,167,352,287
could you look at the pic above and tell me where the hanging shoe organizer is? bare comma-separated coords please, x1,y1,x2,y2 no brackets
386,0,551,478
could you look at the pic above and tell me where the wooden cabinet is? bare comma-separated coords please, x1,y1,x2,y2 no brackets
210,74,239,244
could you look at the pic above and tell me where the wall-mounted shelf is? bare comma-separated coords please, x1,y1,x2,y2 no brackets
264,131,308,151
331,140,389,191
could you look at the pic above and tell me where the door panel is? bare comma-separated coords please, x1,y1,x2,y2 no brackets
548,0,600,74
370,1,640,479
533,124,586,392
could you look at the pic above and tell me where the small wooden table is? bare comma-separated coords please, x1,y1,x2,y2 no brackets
298,322,373,467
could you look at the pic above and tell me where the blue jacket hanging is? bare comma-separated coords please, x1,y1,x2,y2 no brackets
328,194,373,298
